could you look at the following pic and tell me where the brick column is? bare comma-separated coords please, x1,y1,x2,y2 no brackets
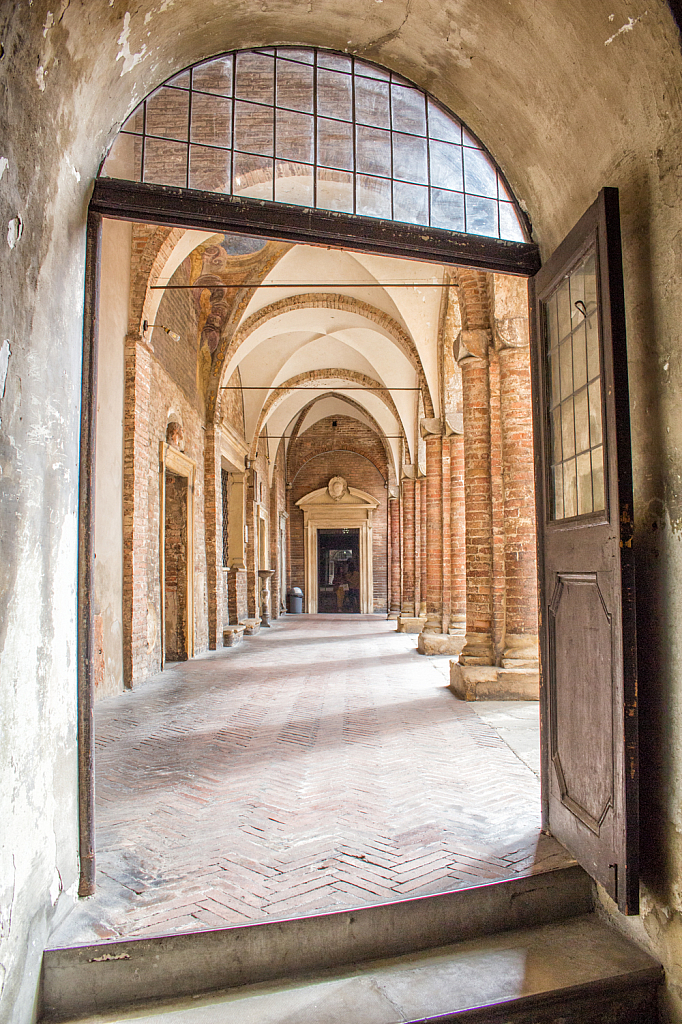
204,423,223,650
421,430,443,635
122,332,152,687
449,433,466,635
246,470,259,621
457,329,495,666
489,351,506,660
401,477,416,617
419,475,427,616
388,495,401,619
496,316,539,670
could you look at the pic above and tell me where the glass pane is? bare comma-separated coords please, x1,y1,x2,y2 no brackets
355,77,390,128
356,174,392,219
463,147,497,198
499,201,525,242
317,117,353,170
561,398,575,459
559,339,573,400
275,161,314,206
462,127,482,149
429,139,463,192
429,188,464,232
574,388,589,454
317,52,352,72
190,92,232,148
563,459,577,518
316,168,354,213
556,278,571,341
427,100,461,144
553,465,564,519
145,87,189,141
276,60,313,112
189,145,230,193
168,70,190,89
551,406,562,464
277,47,314,64
572,320,587,391
584,252,597,315
355,60,390,80
577,452,593,515
465,194,497,237
122,105,144,133
391,85,426,135
586,309,600,381
275,109,313,162
393,132,427,184
234,100,274,155
592,448,605,511
549,349,560,407
233,152,273,199
589,379,603,446
101,132,141,180
143,137,187,186
356,125,391,177
235,51,274,104
546,295,559,350
393,181,428,225
317,69,352,121
193,56,233,96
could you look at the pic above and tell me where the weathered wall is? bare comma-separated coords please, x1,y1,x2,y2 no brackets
4,2,682,1021
94,218,129,699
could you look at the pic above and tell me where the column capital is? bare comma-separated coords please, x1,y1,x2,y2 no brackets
493,316,529,353
455,328,491,366
401,463,417,480
419,417,444,439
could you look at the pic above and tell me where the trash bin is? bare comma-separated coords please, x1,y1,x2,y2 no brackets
288,587,303,614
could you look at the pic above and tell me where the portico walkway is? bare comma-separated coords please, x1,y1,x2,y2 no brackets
50,616,568,948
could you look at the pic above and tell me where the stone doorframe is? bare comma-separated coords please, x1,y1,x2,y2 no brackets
296,483,379,614
159,441,196,668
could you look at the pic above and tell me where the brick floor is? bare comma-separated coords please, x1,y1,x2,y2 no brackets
50,615,569,946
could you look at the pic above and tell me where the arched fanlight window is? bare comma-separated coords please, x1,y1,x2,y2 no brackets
101,47,526,242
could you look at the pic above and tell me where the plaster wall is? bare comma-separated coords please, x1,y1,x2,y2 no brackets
94,218,129,699
4,2,682,1021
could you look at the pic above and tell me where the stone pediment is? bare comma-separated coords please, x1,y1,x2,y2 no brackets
296,484,379,510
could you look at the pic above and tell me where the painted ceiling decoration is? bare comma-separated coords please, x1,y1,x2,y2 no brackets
100,47,526,242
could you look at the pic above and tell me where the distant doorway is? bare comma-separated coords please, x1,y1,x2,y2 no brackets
318,528,360,613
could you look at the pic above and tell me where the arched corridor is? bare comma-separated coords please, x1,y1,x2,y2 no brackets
51,615,559,945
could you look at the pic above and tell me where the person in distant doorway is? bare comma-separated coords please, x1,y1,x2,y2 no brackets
347,561,360,612
333,561,348,612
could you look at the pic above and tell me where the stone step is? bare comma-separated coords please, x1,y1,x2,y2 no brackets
42,864,593,1020
43,912,661,1023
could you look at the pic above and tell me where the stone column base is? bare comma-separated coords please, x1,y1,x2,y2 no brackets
417,632,467,656
387,611,400,620
449,662,539,700
241,618,261,636
397,615,427,634
459,632,495,666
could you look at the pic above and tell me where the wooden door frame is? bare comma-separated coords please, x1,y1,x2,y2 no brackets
77,180,541,896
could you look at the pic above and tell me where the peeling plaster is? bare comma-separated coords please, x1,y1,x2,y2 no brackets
7,217,22,250
36,64,46,90
116,12,147,75
0,341,10,400
0,158,7,181
43,11,54,36
605,11,648,45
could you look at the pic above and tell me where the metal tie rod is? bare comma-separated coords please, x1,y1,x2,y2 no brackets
150,282,451,289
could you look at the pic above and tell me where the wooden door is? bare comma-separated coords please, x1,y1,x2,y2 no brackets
530,188,638,914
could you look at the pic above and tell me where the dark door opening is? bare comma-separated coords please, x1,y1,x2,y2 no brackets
318,528,360,613
164,469,189,662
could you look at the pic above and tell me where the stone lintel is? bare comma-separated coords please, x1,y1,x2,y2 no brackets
449,663,540,701
397,616,427,634
417,633,467,656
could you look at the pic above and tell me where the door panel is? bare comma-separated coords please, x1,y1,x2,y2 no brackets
530,187,638,914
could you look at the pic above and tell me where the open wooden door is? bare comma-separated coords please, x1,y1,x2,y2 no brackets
530,187,638,914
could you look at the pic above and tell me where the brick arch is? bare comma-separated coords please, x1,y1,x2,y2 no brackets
289,444,388,488
214,292,435,418
285,395,396,485
249,368,407,459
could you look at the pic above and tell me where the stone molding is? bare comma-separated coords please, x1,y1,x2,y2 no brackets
455,328,492,365
494,316,529,352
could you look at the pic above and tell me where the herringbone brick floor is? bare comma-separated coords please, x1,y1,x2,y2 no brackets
51,616,569,946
